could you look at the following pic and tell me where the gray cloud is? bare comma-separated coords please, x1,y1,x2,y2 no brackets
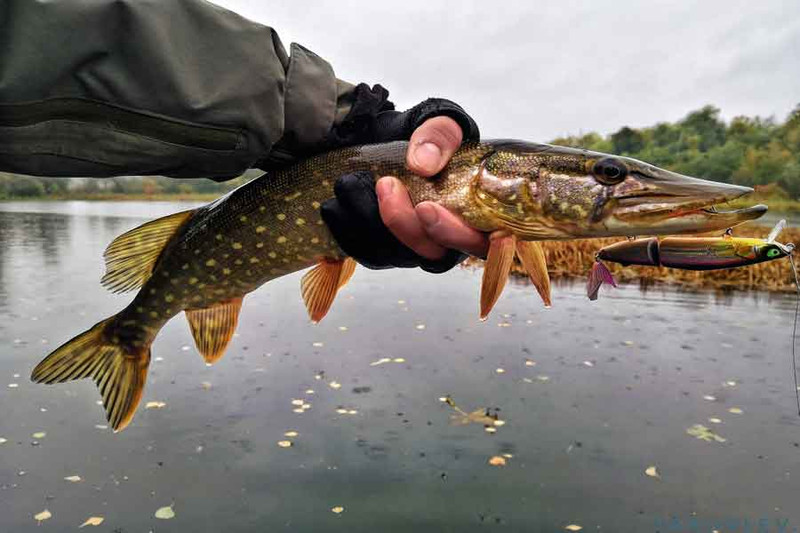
217,0,800,140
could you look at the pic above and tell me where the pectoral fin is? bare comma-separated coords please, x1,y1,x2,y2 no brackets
515,240,552,307
185,297,244,365
301,257,357,323
480,233,516,320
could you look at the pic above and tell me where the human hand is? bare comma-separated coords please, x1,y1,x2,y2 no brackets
375,116,489,261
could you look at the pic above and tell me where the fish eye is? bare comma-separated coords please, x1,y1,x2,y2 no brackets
592,158,628,186
766,247,781,258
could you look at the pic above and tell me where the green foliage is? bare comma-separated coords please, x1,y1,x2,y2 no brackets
553,104,800,197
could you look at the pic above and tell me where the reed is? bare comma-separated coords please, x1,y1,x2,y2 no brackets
465,225,800,293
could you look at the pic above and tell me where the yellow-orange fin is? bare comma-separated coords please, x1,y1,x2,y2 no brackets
515,240,552,307
31,317,151,432
101,209,196,293
301,258,357,323
185,297,244,365
480,234,516,320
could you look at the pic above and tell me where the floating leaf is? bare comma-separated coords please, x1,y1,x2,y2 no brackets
728,407,744,414
145,401,166,409
284,431,299,438
702,395,716,402
536,375,550,382
201,381,212,390
64,475,82,483
292,408,305,414
686,424,726,443
565,525,583,532
644,466,660,478
312,342,324,348
370,358,391,366
708,417,722,424
331,506,344,514
724,380,737,387
524,359,536,367
485,427,497,434
495,368,505,374
0,437,7,445
154,505,175,520
291,399,305,406
488,455,507,466
338,326,348,331
502,453,513,459
329,381,342,390
8,383,19,388
277,440,293,448
493,420,506,427
393,357,405,363
34,510,52,523
305,389,315,395
79,516,104,528
31,432,46,439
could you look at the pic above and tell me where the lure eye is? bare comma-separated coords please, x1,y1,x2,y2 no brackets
766,248,781,258
592,158,628,186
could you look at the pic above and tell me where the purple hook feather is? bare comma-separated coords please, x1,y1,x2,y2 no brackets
586,261,617,301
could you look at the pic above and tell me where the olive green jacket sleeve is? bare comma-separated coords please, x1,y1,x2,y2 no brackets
0,0,356,180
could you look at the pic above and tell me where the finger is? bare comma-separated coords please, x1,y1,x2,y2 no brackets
415,202,489,258
406,116,463,177
376,176,447,260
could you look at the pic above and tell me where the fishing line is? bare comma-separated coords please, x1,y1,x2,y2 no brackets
788,253,800,416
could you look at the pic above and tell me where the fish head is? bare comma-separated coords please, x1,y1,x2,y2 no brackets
754,240,795,261
469,140,766,239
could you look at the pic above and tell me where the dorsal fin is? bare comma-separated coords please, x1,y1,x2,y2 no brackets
101,209,196,293
301,257,357,323
185,297,244,365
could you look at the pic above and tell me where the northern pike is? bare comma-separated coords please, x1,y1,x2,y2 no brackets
31,140,766,431
586,219,794,299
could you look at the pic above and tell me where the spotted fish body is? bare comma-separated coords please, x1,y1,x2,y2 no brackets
31,140,763,431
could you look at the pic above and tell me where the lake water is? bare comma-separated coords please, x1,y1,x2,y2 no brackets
1,201,800,532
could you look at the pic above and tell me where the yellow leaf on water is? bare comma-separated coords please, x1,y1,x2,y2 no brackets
565,525,583,531
0,437,7,444
495,368,505,374
728,407,744,414
79,516,104,528
34,510,52,523
393,357,405,363
64,475,82,483
277,440,293,448
485,427,497,434
329,381,342,390
644,466,660,478
331,506,344,514
488,455,506,466
686,424,726,443
154,505,175,520
524,359,536,367
291,399,305,406
370,358,391,366
31,432,46,439
284,431,299,438
292,408,305,414
708,417,722,424
145,401,166,409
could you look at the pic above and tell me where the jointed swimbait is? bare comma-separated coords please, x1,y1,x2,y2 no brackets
30,140,765,431
587,220,795,300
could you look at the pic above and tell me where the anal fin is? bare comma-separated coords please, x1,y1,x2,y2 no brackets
301,257,357,323
185,297,243,365
515,240,552,307
480,233,516,320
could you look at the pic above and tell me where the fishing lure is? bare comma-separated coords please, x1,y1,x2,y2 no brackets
586,219,795,301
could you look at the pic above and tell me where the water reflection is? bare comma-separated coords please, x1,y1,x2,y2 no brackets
0,201,799,532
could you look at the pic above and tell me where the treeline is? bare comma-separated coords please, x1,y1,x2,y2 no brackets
0,172,246,199
552,104,800,196
2,104,799,199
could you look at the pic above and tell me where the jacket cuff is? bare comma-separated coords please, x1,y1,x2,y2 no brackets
282,43,338,147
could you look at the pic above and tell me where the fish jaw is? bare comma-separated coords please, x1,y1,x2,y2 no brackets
463,141,767,240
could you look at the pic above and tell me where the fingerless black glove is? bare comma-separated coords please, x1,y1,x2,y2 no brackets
320,84,479,273
320,171,467,273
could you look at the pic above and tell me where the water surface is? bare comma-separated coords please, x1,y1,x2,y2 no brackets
1,201,799,532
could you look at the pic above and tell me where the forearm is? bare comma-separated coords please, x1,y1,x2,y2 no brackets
0,0,355,179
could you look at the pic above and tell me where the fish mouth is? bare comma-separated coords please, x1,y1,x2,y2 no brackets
609,172,767,235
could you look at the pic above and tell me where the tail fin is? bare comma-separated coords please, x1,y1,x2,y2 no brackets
31,317,151,432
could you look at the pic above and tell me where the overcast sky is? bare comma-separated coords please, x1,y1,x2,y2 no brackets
216,0,800,141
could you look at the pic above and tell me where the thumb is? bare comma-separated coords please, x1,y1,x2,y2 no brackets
406,116,463,177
